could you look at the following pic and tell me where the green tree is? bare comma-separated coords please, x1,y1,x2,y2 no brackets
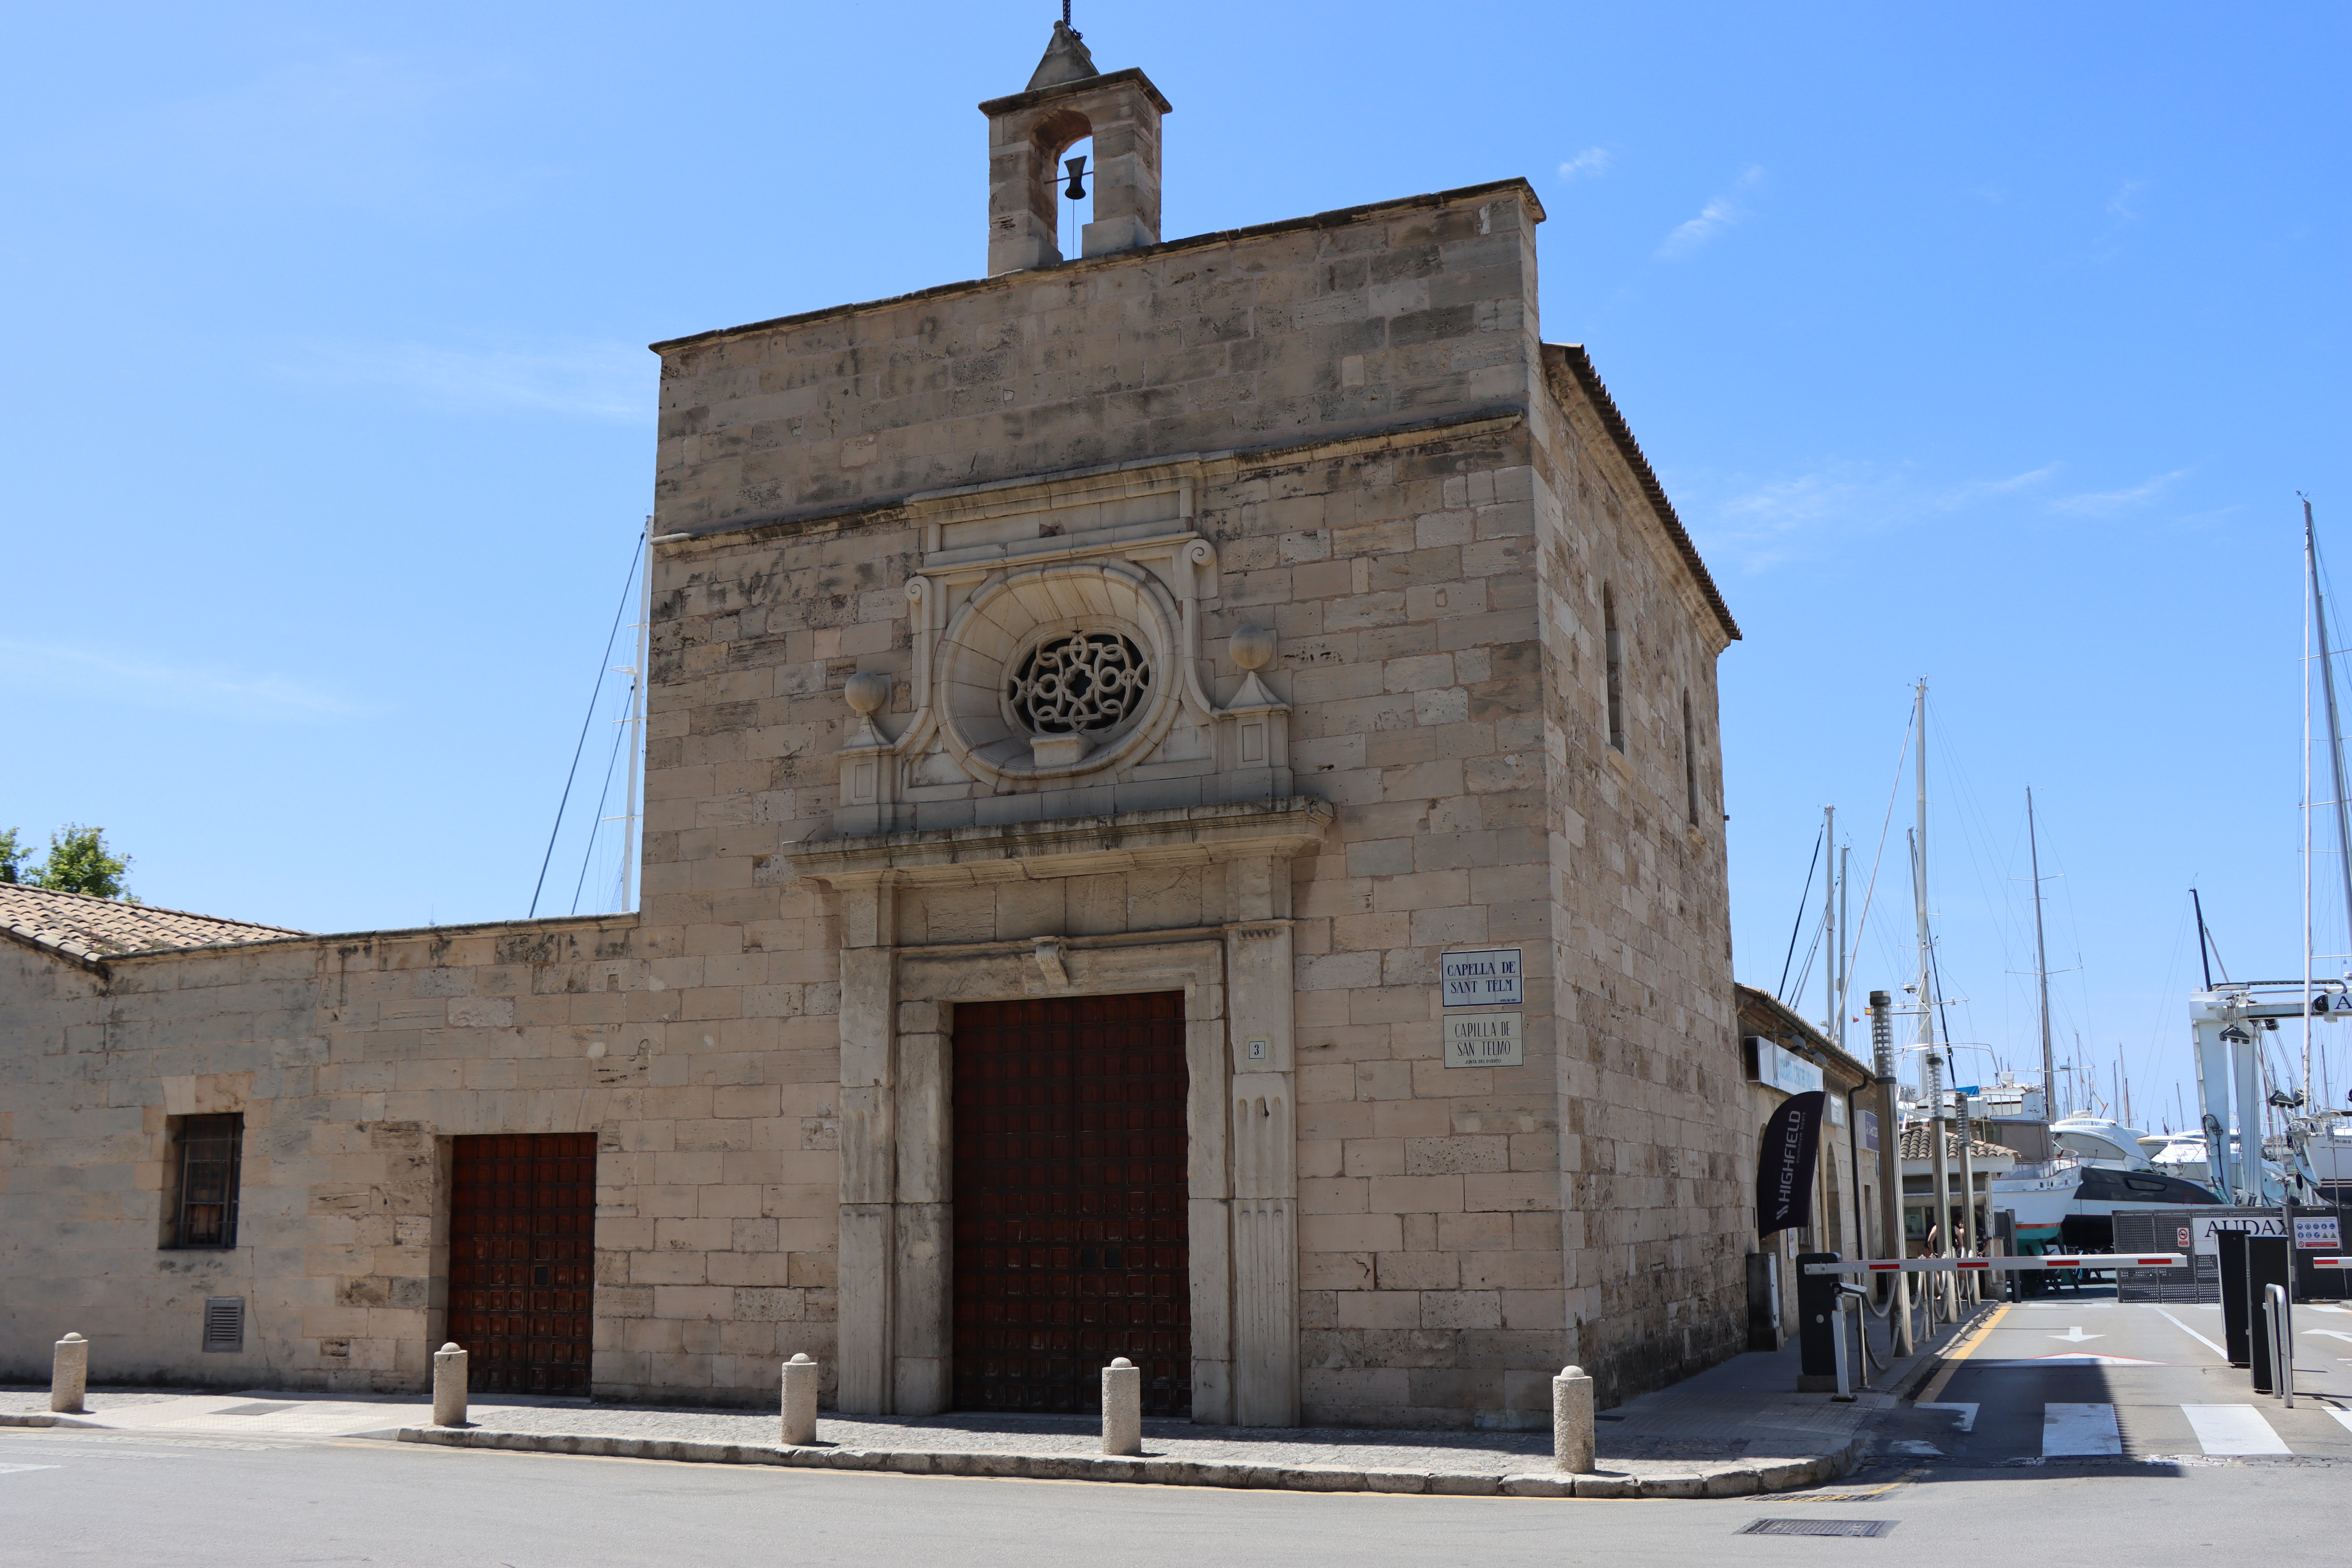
0,827,26,884
33,825,133,900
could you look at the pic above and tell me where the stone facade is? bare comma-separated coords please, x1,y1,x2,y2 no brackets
0,32,1756,1428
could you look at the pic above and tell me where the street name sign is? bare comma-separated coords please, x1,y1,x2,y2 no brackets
1441,949,1522,1008
1444,1012,1523,1068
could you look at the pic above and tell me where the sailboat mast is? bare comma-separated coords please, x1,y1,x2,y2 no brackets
1915,681,1934,1060
1821,804,1837,1040
1914,680,1953,1273
1837,843,1851,1054
2028,787,2058,1120
2305,498,2351,1107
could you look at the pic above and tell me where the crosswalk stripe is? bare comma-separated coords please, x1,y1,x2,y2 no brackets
2182,1405,2292,1455
2042,1403,2122,1456
2326,1408,2352,1437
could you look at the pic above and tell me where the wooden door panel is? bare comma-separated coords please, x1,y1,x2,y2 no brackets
952,992,1190,1417
447,1132,596,1394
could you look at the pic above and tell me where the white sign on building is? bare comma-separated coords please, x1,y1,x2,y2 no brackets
1444,1012,1523,1068
1441,948,1523,1008
2191,1214,2288,1256
1744,1036,1824,1098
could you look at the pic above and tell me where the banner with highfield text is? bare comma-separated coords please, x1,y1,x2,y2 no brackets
1756,1091,1824,1237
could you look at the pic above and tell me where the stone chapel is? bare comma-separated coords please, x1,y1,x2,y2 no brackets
0,26,1750,1431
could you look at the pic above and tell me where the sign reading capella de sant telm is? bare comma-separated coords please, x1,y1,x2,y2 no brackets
1441,948,1523,1008
1443,1013,1524,1068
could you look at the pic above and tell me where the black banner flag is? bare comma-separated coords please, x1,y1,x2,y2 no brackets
1756,1091,1825,1237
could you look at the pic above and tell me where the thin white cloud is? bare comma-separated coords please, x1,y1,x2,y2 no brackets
2049,469,2188,517
0,640,359,724
2106,178,2151,222
1657,166,1765,260
1557,148,1614,181
274,340,652,421
1684,460,2060,571
118,54,534,219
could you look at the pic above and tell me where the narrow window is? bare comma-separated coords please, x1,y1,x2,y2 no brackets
1602,587,1626,752
165,1114,243,1249
1682,687,1699,824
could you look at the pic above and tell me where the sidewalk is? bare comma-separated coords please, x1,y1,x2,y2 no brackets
1,1302,1987,1499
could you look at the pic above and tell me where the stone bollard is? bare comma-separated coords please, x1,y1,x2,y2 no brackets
432,1342,469,1427
1551,1364,1596,1473
780,1352,819,1446
50,1333,88,1414
1101,1357,1142,1456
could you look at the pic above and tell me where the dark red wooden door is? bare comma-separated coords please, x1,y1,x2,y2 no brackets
953,992,1191,1417
447,1132,596,1394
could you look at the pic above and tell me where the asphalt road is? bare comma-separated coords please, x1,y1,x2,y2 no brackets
1,1415,2344,1568
1889,1290,2352,1465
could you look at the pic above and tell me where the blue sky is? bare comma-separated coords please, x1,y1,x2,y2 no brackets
6,3,2345,1128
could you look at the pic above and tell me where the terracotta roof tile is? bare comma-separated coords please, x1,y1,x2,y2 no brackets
0,882,305,966
1899,1123,2016,1161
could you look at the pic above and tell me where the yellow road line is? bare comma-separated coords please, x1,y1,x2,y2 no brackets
1917,1301,2012,1404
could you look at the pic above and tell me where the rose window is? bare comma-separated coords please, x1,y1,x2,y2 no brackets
1007,631,1152,736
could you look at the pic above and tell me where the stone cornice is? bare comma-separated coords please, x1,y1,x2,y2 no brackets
781,798,1333,887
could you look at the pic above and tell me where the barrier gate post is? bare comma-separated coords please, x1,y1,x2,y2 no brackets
1796,1252,1841,1392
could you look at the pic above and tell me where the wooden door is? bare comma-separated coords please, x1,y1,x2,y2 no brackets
447,1132,596,1394
952,992,1191,1417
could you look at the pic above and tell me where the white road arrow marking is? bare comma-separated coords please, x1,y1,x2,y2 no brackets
2050,1326,2104,1343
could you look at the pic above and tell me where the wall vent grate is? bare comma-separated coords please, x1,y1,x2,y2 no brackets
1739,1520,1896,1538
201,1296,245,1353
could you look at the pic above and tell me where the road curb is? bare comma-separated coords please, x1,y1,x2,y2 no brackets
392,1425,1861,1498
0,1414,106,1430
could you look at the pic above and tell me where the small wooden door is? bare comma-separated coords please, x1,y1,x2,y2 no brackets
952,991,1191,1417
447,1132,596,1394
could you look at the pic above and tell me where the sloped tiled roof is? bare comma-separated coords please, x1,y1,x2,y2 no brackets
0,882,305,966
1900,1124,2016,1161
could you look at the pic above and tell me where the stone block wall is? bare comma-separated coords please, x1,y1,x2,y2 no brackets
1526,349,1744,1405
0,917,842,1405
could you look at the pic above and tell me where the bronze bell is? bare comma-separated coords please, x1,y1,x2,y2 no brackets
1063,155,1087,200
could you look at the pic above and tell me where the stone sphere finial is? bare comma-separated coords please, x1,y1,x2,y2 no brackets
1230,624,1276,672
843,671,891,718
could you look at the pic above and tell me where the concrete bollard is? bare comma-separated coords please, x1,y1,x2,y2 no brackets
432,1342,468,1427
780,1352,819,1446
1551,1364,1596,1473
50,1333,88,1414
1101,1356,1142,1456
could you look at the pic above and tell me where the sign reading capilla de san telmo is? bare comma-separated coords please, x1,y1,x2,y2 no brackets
0,20,1751,1432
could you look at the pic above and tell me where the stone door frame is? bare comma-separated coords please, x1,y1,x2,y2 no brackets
785,798,1330,1426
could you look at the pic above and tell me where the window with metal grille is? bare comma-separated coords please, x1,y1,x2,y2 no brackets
168,1114,243,1249
202,1297,245,1353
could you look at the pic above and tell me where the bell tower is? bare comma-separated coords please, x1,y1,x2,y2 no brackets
980,23,1172,274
